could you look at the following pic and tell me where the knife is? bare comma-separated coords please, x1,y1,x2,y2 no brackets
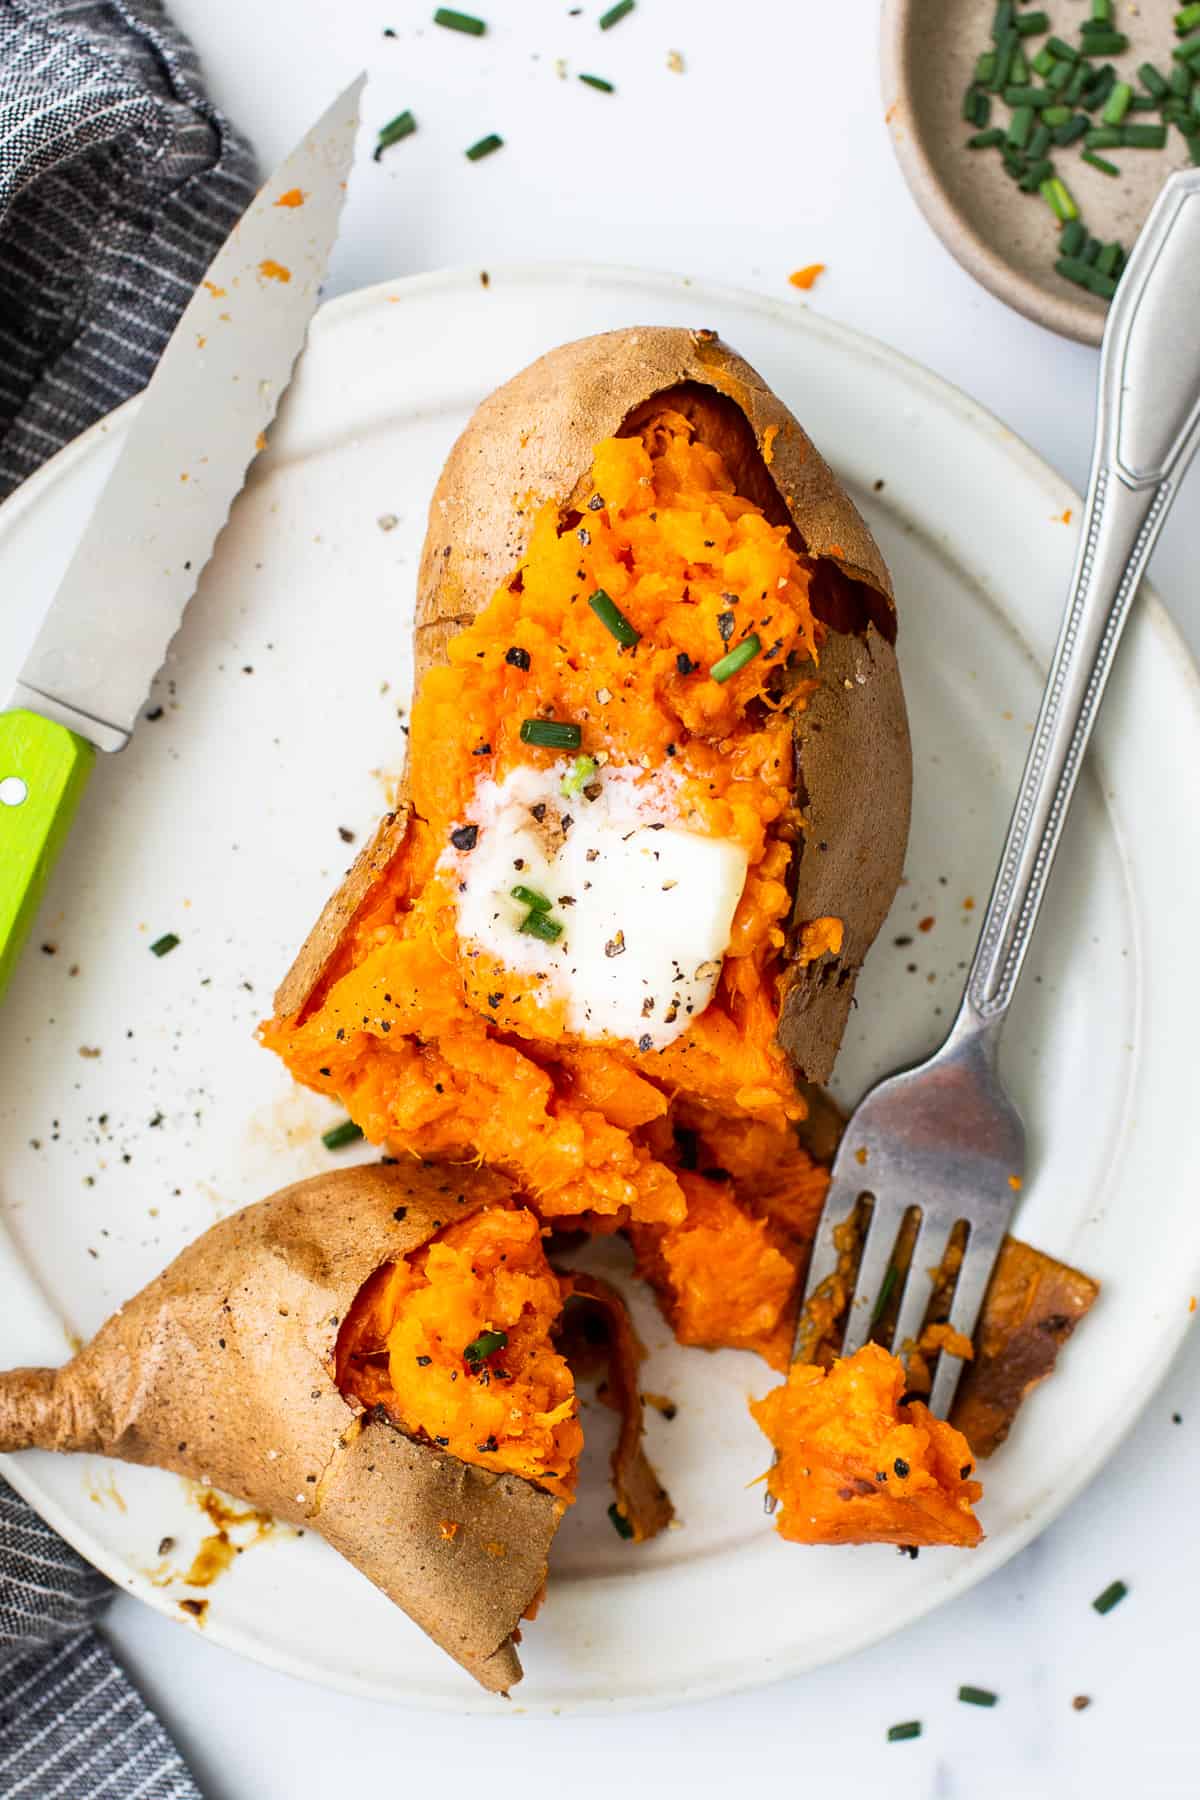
0,75,365,1001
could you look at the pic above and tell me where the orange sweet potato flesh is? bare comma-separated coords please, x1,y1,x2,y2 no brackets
337,1205,582,1500
752,1343,983,1547
265,418,821,1228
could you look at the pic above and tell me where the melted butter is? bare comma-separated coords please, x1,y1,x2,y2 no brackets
448,761,748,1047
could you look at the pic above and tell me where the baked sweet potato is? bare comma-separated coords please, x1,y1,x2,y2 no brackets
0,1163,664,1691
263,328,911,1233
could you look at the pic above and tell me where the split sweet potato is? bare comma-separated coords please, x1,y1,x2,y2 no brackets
0,1163,665,1691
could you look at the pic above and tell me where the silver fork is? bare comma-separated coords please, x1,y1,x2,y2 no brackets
792,169,1200,1427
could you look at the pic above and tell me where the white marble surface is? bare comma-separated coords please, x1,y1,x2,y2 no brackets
100,2,1200,1795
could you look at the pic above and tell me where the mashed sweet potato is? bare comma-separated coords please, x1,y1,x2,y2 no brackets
264,415,826,1226
336,1205,581,1500
752,1343,983,1547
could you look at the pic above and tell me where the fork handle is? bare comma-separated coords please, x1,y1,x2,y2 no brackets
961,170,1200,1031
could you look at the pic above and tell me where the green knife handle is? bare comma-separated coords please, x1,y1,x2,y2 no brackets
0,710,94,1000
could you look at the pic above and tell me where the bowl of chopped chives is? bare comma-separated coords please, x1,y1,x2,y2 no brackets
882,0,1200,343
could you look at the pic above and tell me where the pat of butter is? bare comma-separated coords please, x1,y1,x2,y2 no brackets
448,762,748,1048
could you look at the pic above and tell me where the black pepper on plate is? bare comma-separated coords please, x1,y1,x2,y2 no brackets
450,824,478,851
676,652,698,675
505,645,531,670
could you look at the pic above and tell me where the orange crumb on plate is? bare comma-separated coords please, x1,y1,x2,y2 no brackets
789,264,825,291
1008,1175,1022,1192
202,280,226,297
258,259,292,283
918,916,935,933
275,187,305,208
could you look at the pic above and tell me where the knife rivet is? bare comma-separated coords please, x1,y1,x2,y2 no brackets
0,777,28,808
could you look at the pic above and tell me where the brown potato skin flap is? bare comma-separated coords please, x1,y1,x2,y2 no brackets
0,1164,558,1693
275,328,912,1086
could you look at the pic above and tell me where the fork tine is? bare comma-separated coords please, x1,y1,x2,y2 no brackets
800,1172,861,1305
889,1216,954,1367
841,1202,906,1357
927,1220,1006,1418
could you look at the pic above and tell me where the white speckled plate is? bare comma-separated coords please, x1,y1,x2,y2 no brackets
1,265,1198,1713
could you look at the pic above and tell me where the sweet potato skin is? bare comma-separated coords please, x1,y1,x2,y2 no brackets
0,1164,558,1693
275,327,912,1087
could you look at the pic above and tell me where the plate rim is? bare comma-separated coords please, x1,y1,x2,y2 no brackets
2,258,1199,1713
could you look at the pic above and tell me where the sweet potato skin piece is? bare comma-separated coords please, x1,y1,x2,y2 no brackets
0,1164,559,1693
274,328,912,1087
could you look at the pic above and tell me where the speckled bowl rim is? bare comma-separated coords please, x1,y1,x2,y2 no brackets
880,0,1105,346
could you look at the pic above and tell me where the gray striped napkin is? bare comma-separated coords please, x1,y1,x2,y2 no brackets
1,0,256,1791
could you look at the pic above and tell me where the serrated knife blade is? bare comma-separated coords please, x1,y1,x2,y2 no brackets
10,74,365,751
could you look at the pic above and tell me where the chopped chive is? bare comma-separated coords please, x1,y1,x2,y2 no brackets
964,86,990,126
434,6,485,32
1041,176,1078,222
1094,241,1121,275
520,909,563,943
968,127,1006,147
1046,58,1073,91
1139,61,1170,98
1102,80,1132,124
710,634,761,683
1066,62,1090,105
1045,35,1078,61
1092,1579,1128,1615
870,1264,899,1328
1187,129,1200,160
1083,66,1117,110
1179,2,1200,29
976,50,998,83
322,1119,363,1151
608,1501,635,1538
149,932,180,957
464,1328,508,1363
1085,125,1122,147
1052,114,1090,145
588,588,639,644
510,884,552,912
520,717,582,749
1061,216,1087,254
1018,157,1054,190
1192,84,1200,113
991,0,1014,43
598,0,634,24
374,109,416,160
1015,9,1049,34
1126,93,1160,111
1176,27,1200,54
1172,60,1196,95
1057,254,1118,297
560,753,598,797
1041,104,1072,124
465,132,503,160
1092,0,1112,18
1010,44,1030,83
959,1686,999,1707
579,72,615,91
887,1722,922,1743
1032,46,1056,77
1082,148,1121,174
1007,103,1035,147
991,31,1017,91
1027,121,1051,158
1121,122,1168,146
1082,235,1103,263
1080,30,1128,53
1003,84,1050,106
